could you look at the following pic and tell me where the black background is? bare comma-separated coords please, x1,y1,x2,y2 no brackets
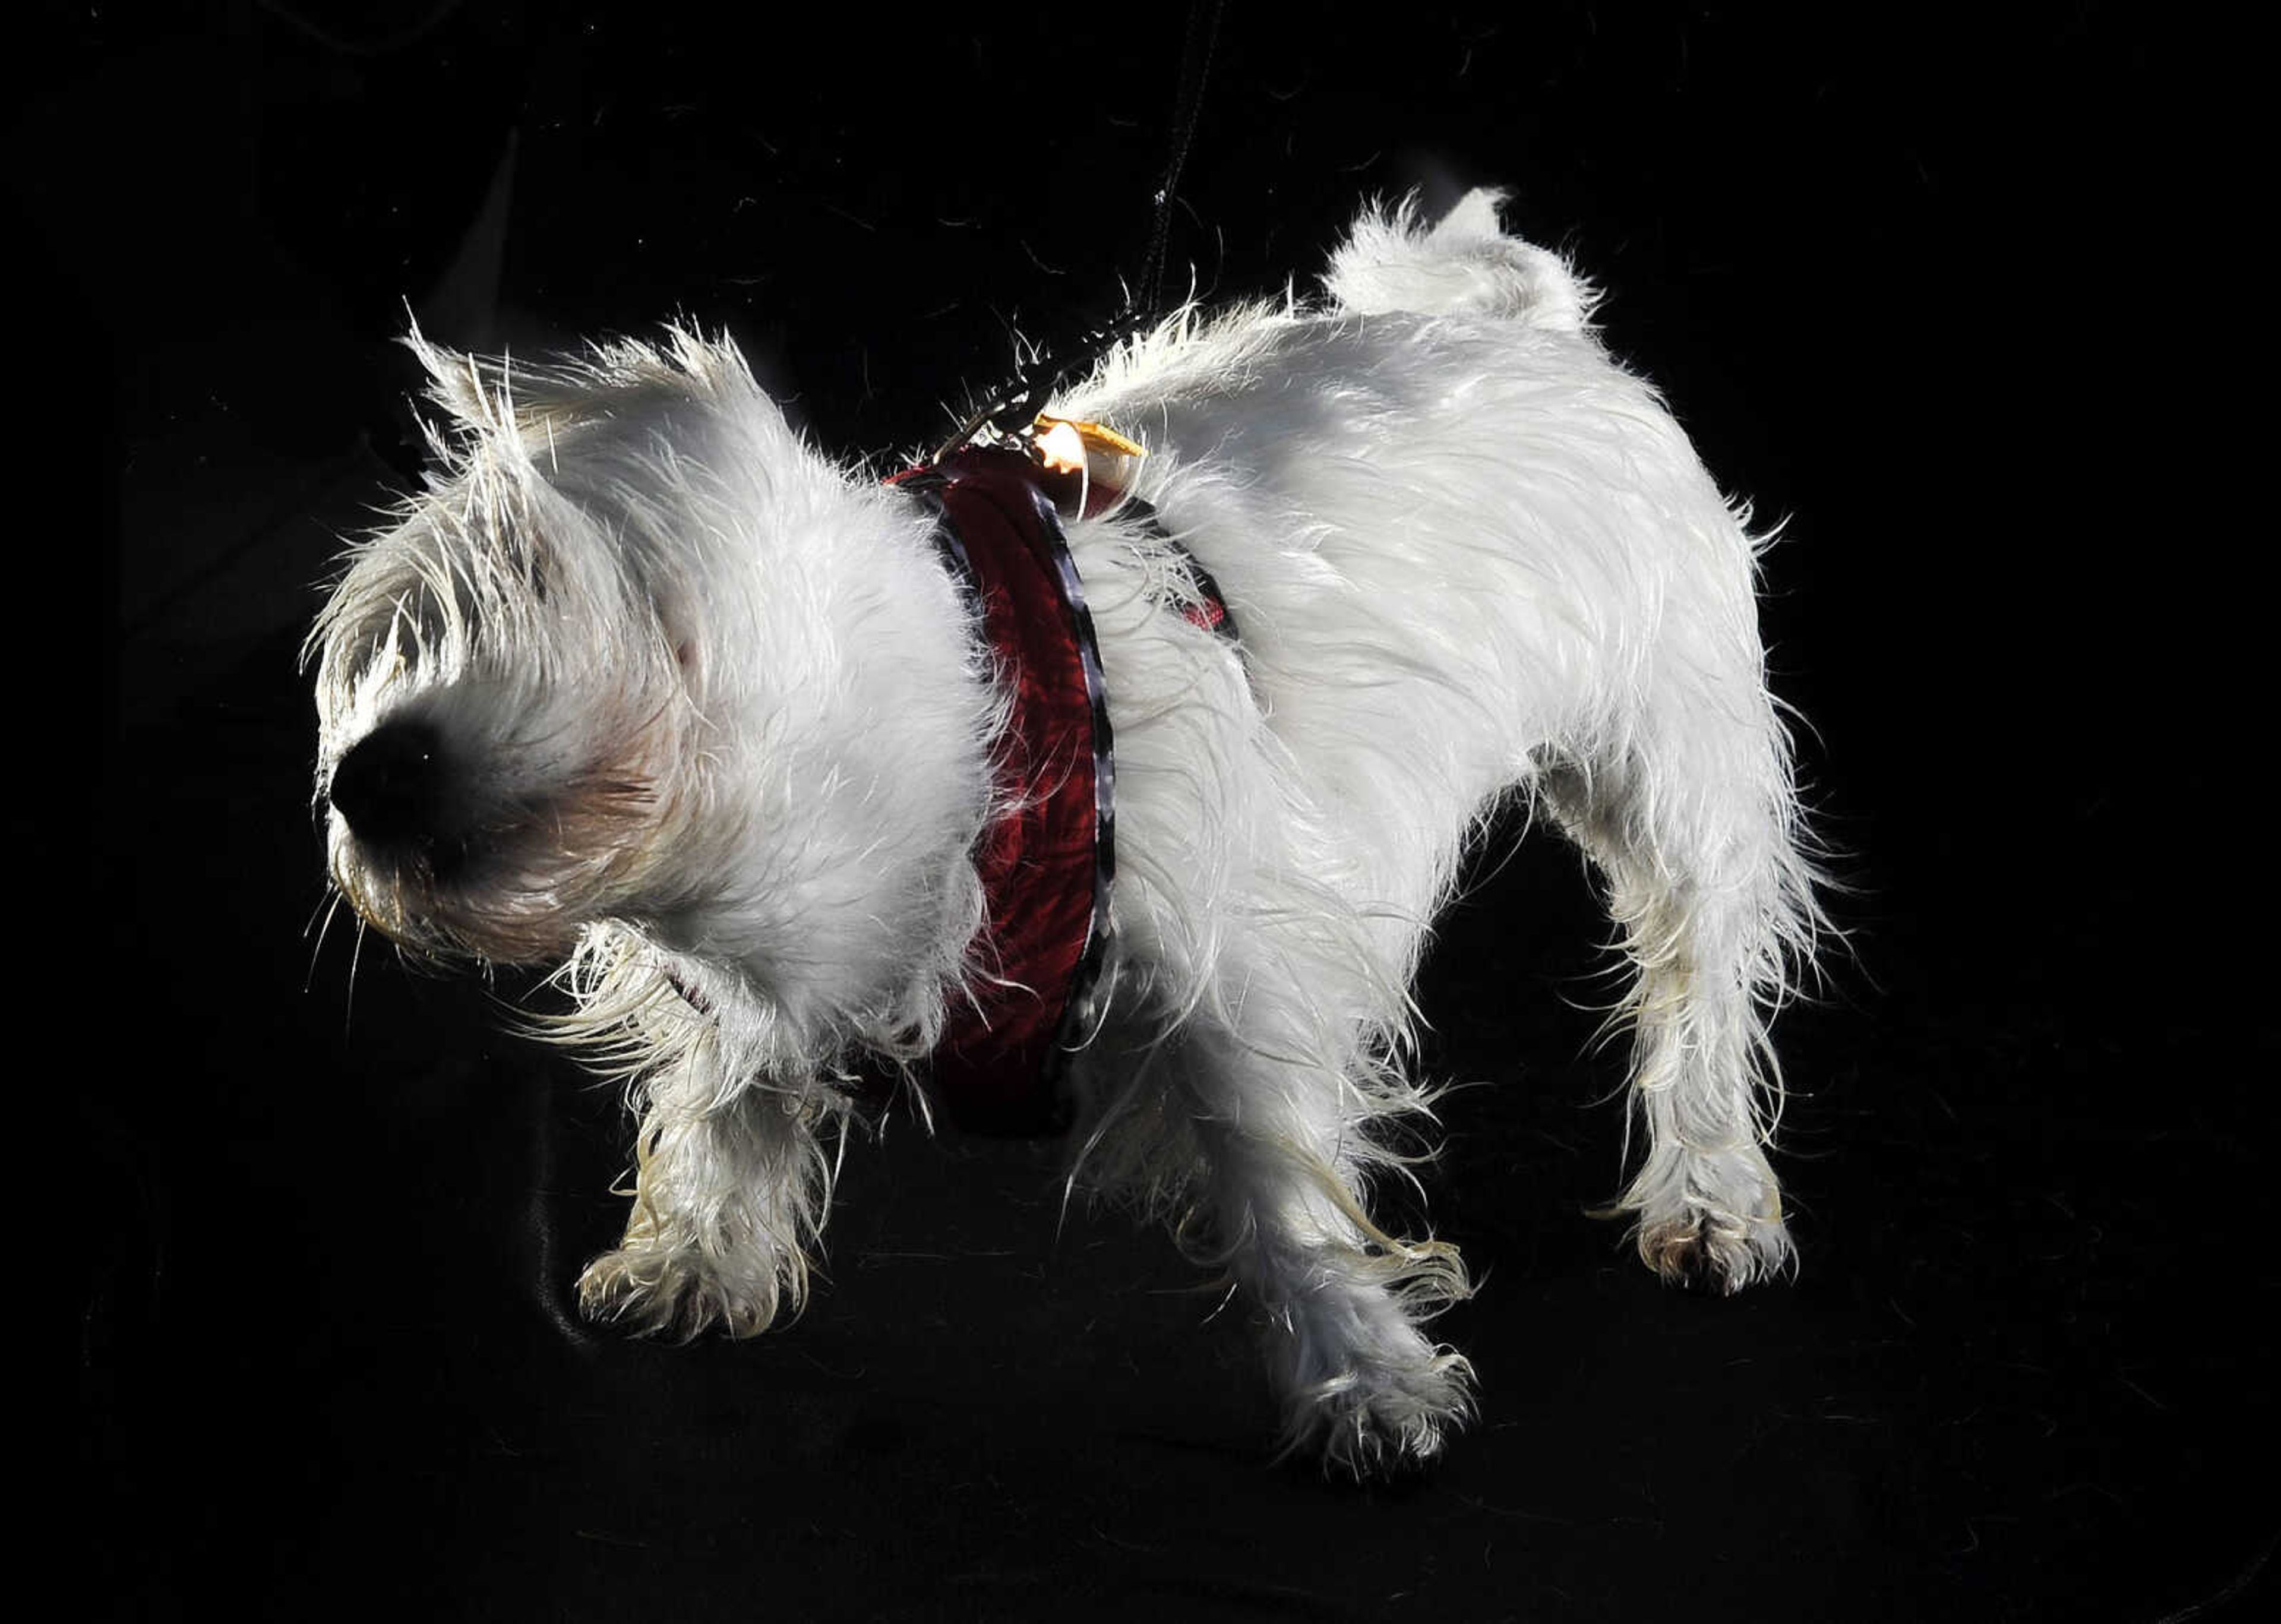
37,2,2271,1618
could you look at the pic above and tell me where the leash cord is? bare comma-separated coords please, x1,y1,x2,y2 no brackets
934,0,1224,461
1135,0,1225,325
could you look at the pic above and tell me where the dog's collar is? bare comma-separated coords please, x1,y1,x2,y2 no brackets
892,448,1114,1134
887,446,1236,1135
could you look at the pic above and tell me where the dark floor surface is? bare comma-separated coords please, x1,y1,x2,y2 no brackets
48,4,2272,1619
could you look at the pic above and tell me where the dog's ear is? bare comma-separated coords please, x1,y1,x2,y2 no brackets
400,321,775,447
400,321,602,448
402,320,506,432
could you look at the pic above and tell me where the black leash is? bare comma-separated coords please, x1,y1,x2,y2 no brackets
1135,0,1225,327
934,0,1225,462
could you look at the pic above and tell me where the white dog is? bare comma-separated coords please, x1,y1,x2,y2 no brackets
311,191,1825,1471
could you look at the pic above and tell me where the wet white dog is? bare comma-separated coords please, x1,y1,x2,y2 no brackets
311,191,1824,1471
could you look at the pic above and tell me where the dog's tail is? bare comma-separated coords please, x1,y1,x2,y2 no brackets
1323,189,1597,332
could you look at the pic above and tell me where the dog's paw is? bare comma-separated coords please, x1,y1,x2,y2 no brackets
1288,1340,1477,1477
577,1244,788,1340
1275,1285,1477,1475
1316,1348,1477,1476
1638,1206,1795,1294
1627,1141,1794,1294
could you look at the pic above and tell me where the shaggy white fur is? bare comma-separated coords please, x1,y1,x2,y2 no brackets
311,189,1826,1472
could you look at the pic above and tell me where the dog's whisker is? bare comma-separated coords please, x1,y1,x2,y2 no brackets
301,880,338,945
304,889,345,996
342,912,370,1038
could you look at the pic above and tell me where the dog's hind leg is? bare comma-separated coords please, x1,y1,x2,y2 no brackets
1149,972,1475,1471
1542,657,1821,1292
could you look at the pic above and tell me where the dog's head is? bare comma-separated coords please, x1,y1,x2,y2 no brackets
311,330,798,963
309,329,997,1047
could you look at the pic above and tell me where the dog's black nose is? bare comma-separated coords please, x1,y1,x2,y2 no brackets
329,719,448,849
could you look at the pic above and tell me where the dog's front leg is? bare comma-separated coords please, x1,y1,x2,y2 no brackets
577,1053,837,1341
1163,1003,1476,1473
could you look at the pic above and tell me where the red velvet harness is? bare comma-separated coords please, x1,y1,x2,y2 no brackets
890,447,1233,1134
